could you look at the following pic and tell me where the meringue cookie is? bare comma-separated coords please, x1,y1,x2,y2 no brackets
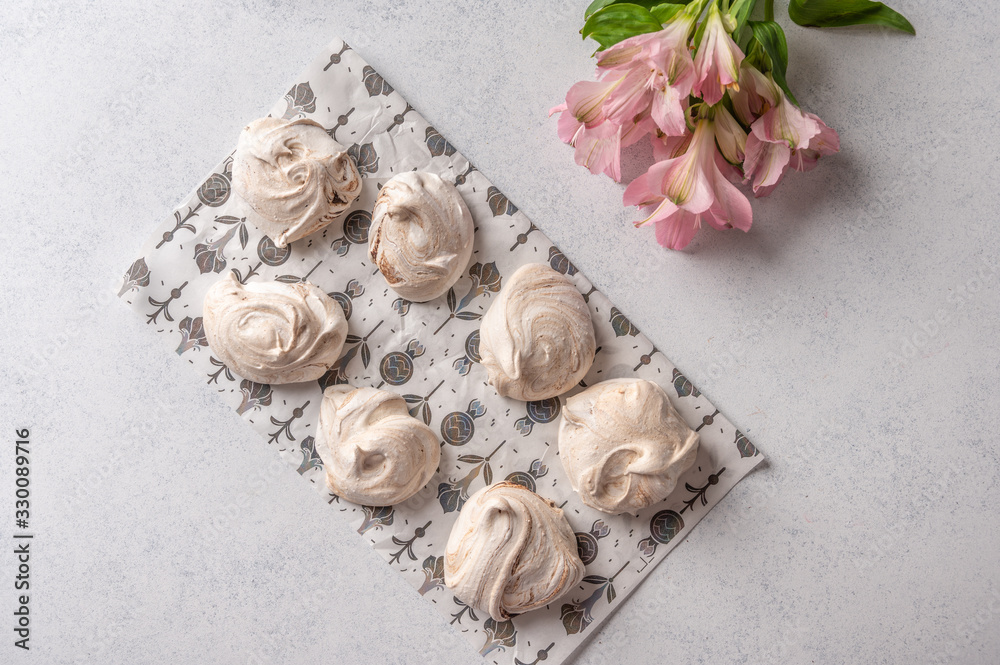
445,482,585,621
202,272,348,384
478,263,596,401
558,378,699,515
369,171,474,302
232,117,362,247
315,385,440,506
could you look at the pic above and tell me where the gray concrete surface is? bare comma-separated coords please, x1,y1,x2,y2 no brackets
0,0,997,663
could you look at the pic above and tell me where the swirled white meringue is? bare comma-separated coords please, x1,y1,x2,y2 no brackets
478,263,596,401
202,272,348,384
558,378,699,515
315,385,440,506
444,482,585,621
369,171,474,302
232,117,362,247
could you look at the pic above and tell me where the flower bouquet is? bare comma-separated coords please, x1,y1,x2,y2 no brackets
552,0,914,248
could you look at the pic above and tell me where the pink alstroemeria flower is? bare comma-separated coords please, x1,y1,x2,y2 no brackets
692,3,744,106
624,117,752,249
594,8,699,136
549,76,634,181
714,104,747,164
743,90,840,196
729,62,777,125
549,100,656,182
550,102,621,180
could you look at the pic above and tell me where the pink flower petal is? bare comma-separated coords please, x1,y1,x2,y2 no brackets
744,133,790,196
651,81,688,136
654,16,696,75
655,155,712,212
603,67,654,127
623,172,655,208
730,64,777,126
654,209,701,249
638,121,716,214
574,122,622,180
789,148,820,172
624,158,676,207
752,181,781,198
692,5,744,106
804,112,841,156
636,196,680,228
666,55,696,96
554,106,583,145
598,31,660,70
715,150,744,184
651,131,692,162
602,148,622,182
714,105,746,164
680,159,715,213
621,109,657,148
565,78,618,126
708,157,752,231
664,120,716,213
752,95,820,150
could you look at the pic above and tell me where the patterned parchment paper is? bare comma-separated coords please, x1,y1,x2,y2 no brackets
118,39,764,665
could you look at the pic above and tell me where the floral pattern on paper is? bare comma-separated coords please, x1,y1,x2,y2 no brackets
116,38,764,665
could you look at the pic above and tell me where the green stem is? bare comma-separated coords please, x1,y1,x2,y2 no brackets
688,0,713,21
764,0,774,21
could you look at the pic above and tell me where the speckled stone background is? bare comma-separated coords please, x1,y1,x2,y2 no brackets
1,1,998,663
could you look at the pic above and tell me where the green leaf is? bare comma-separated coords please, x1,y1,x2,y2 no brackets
729,0,759,33
582,4,664,49
748,20,798,105
650,3,686,23
788,0,915,34
585,0,618,20
586,0,693,20
691,8,710,49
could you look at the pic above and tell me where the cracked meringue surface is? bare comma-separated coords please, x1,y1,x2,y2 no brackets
478,263,596,401
558,378,700,515
315,385,440,506
369,171,474,302
444,482,585,621
232,117,362,247
202,272,348,384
